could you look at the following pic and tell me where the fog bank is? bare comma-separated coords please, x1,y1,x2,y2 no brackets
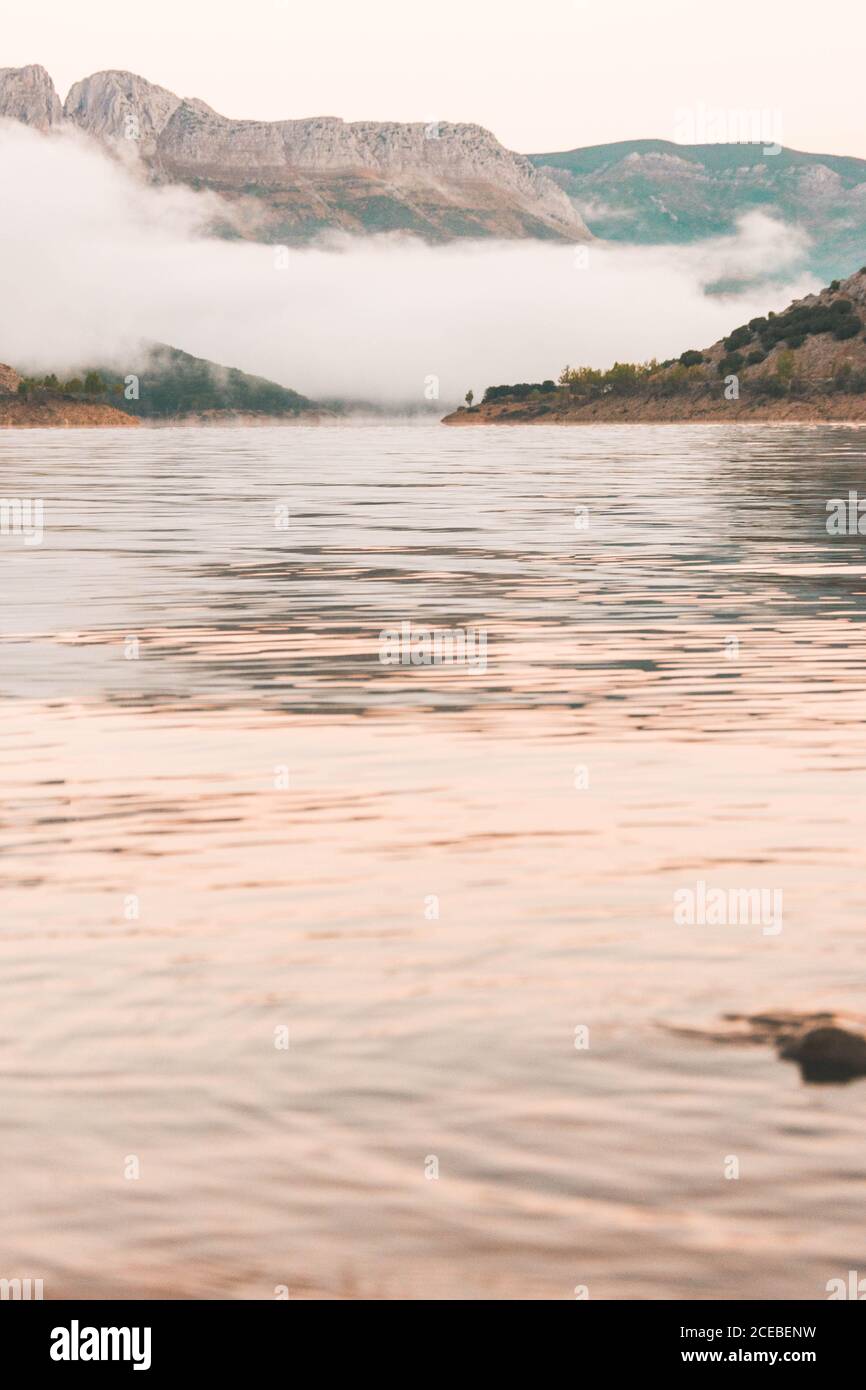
0,121,817,404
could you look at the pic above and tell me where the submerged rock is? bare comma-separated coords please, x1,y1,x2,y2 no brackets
665,1011,866,1083
779,1026,866,1083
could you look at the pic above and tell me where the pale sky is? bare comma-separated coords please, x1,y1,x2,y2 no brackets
5,0,866,158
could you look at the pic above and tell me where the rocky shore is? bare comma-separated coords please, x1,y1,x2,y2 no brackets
0,398,140,428
444,266,866,426
443,395,866,425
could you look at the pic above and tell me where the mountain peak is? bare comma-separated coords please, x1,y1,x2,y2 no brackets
63,69,186,158
0,64,62,130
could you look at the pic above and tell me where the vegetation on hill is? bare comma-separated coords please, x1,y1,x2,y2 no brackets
14,345,316,419
483,380,557,402
455,269,866,422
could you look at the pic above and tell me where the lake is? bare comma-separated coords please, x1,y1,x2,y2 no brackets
1,421,865,1299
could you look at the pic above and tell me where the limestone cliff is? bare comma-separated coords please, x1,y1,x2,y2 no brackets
148,101,588,240
63,69,188,160
0,63,590,243
0,64,62,130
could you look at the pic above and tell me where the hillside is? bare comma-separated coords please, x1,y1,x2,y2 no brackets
530,140,866,283
443,267,866,425
0,399,140,427
12,345,320,422
0,365,140,427
0,65,590,245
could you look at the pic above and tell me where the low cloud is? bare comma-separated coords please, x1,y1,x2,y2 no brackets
0,120,818,405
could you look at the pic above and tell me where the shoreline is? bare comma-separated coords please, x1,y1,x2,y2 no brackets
0,407,333,429
442,397,866,427
442,415,866,428
0,399,141,428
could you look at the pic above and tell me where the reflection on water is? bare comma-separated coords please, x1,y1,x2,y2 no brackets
1,423,866,1299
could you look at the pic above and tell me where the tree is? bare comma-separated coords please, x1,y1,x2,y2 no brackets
465,390,474,408
718,351,744,377
723,325,752,352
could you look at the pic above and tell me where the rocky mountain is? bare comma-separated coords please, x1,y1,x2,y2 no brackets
0,64,589,243
444,267,866,424
530,139,866,283
7,64,864,268
0,63,62,130
64,69,190,160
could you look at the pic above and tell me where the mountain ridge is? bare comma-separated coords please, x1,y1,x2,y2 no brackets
530,138,866,281
7,64,864,273
0,64,590,244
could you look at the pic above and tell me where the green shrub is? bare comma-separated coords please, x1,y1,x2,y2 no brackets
759,377,788,398
723,325,753,352
657,364,691,396
833,364,852,392
484,379,558,403
757,296,858,349
718,352,744,376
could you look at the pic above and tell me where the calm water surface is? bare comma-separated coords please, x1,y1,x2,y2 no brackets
1,422,865,1299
